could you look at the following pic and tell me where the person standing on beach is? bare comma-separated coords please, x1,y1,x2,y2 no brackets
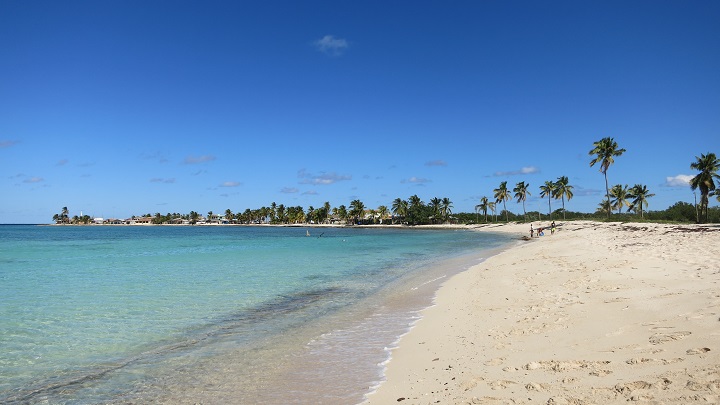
551,221,556,235
530,224,534,238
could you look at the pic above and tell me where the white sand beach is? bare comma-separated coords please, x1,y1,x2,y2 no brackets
366,221,720,404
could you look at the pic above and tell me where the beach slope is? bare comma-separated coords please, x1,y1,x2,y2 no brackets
366,221,720,404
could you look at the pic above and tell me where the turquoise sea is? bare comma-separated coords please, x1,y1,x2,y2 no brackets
0,225,513,404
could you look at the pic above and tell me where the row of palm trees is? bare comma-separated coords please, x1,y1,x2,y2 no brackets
475,176,575,223
589,137,720,223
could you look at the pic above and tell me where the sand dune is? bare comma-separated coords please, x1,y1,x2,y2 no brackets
365,221,720,404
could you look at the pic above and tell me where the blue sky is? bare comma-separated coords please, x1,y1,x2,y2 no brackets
2,1,719,223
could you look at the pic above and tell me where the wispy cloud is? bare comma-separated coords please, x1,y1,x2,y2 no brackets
402,176,431,184
184,155,216,164
425,159,447,167
281,187,299,194
0,140,20,148
302,190,319,195
141,151,169,164
664,174,693,187
220,181,241,187
493,166,540,177
150,178,175,184
23,176,44,183
298,169,351,185
56,159,69,166
314,35,349,56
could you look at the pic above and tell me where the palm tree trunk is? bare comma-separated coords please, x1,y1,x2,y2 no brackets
562,197,566,220
604,171,611,218
503,201,508,223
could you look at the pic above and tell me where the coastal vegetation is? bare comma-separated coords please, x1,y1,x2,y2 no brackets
53,144,720,225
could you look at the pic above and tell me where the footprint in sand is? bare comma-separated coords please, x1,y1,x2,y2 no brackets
649,331,691,344
686,347,711,355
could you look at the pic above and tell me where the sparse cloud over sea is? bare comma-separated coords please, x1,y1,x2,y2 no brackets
183,155,216,164
402,177,431,185
314,35,348,56
0,140,20,148
150,178,175,184
298,169,351,185
493,166,540,177
425,160,447,167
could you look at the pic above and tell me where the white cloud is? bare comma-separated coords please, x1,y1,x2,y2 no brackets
183,155,216,164
314,35,348,55
281,187,299,194
220,181,241,187
493,166,540,177
302,190,319,195
56,159,69,166
298,169,351,185
402,176,431,184
23,176,44,183
664,174,693,187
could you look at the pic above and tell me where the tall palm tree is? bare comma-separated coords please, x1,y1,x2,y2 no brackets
475,196,489,222
610,184,630,214
628,184,655,219
539,181,555,218
323,201,331,224
513,181,530,222
493,181,511,223
391,198,408,224
441,197,453,223
690,152,720,223
61,206,69,224
589,137,626,218
407,195,424,225
429,197,442,224
225,209,233,223
553,176,574,220
349,199,365,224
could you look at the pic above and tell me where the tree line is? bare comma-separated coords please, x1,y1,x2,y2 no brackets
53,140,720,225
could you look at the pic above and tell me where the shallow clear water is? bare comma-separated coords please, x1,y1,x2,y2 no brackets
0,225,513,404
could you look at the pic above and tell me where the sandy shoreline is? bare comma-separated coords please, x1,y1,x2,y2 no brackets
365,221,720,404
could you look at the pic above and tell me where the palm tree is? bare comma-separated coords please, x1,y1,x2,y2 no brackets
553,176,574,220
597,199,612,214
349,199,365,224
441,197,453,223
429,197,442,224
690,152,720,223
539,181,555,218
493,181,511,223
408,195,424,225
628,184,655,219
377,205,389,224
225,209,233,223
488,201,497,222
391,198,408,224
323,201,331,224
61,206,69,224
589,137,626,218
475,197,489,222
610,184,630,214
513,181,530,221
